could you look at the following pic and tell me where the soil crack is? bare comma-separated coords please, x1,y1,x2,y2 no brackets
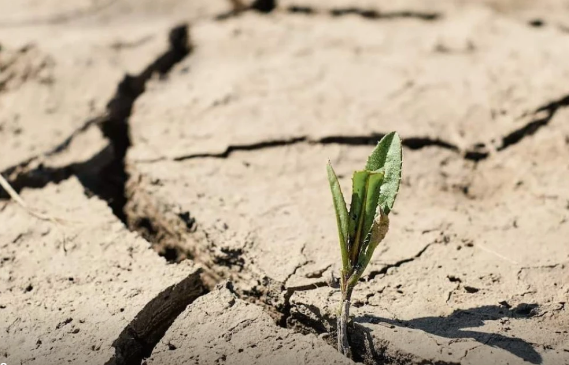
286,299,388,364
105,269,207,365
1,24,192,225
324,7,440,21
218,0,441,22
365,242,435,281
279,281,330,329
319,134,459,151
100,23,190,222
0,115,104,195
166,134,464,162
173,137,308,161
497,93,569,151
155,89,569,165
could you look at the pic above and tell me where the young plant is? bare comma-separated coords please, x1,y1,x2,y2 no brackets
326,132,402,357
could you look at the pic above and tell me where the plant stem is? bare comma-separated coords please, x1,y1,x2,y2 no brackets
337,285,353,357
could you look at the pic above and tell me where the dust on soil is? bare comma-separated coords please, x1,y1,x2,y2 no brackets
1,1,568,365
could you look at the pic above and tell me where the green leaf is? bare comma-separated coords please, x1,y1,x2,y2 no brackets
327,162,350,271
365,132,402,215
350,170,383,261
358,207,390,269
347,170,369,263
348,207,390,288
362,171,384,244
348,170,383,264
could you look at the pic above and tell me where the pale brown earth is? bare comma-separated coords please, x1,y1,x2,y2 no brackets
145,284,352,365
1,0,569,364
0,178,203,364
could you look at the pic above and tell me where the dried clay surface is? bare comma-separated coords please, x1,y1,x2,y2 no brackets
0,178,200,364
1,1,569,365
146,285,353,365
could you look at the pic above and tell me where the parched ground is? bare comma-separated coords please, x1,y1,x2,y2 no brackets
1,1,569,364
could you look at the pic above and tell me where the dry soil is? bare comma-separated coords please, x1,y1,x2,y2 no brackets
1,1,568,364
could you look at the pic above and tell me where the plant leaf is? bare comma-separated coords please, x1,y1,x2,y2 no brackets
349,170,384,266
362,170,384,245
348,170,369,262
365,132,402,215
358,207,390,269
326,162,350,271
348,207,390,287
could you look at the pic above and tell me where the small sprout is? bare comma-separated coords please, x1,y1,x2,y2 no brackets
326,132,402,357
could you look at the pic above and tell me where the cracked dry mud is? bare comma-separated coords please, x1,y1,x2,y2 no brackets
1,1,569,364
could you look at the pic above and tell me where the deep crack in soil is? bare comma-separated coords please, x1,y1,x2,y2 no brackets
105,269,207,365
100,24,191,222
0,24,191,224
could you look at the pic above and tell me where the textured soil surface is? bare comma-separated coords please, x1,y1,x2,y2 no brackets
1,1,569,364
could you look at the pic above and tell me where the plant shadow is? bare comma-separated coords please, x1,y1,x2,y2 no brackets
353,304,543,364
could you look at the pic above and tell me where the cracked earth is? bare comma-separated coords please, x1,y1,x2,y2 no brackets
1,1,569,364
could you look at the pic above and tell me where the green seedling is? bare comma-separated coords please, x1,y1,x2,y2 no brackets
327,132,402,357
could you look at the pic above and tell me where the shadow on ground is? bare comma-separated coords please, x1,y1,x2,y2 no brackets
354,304,542,364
